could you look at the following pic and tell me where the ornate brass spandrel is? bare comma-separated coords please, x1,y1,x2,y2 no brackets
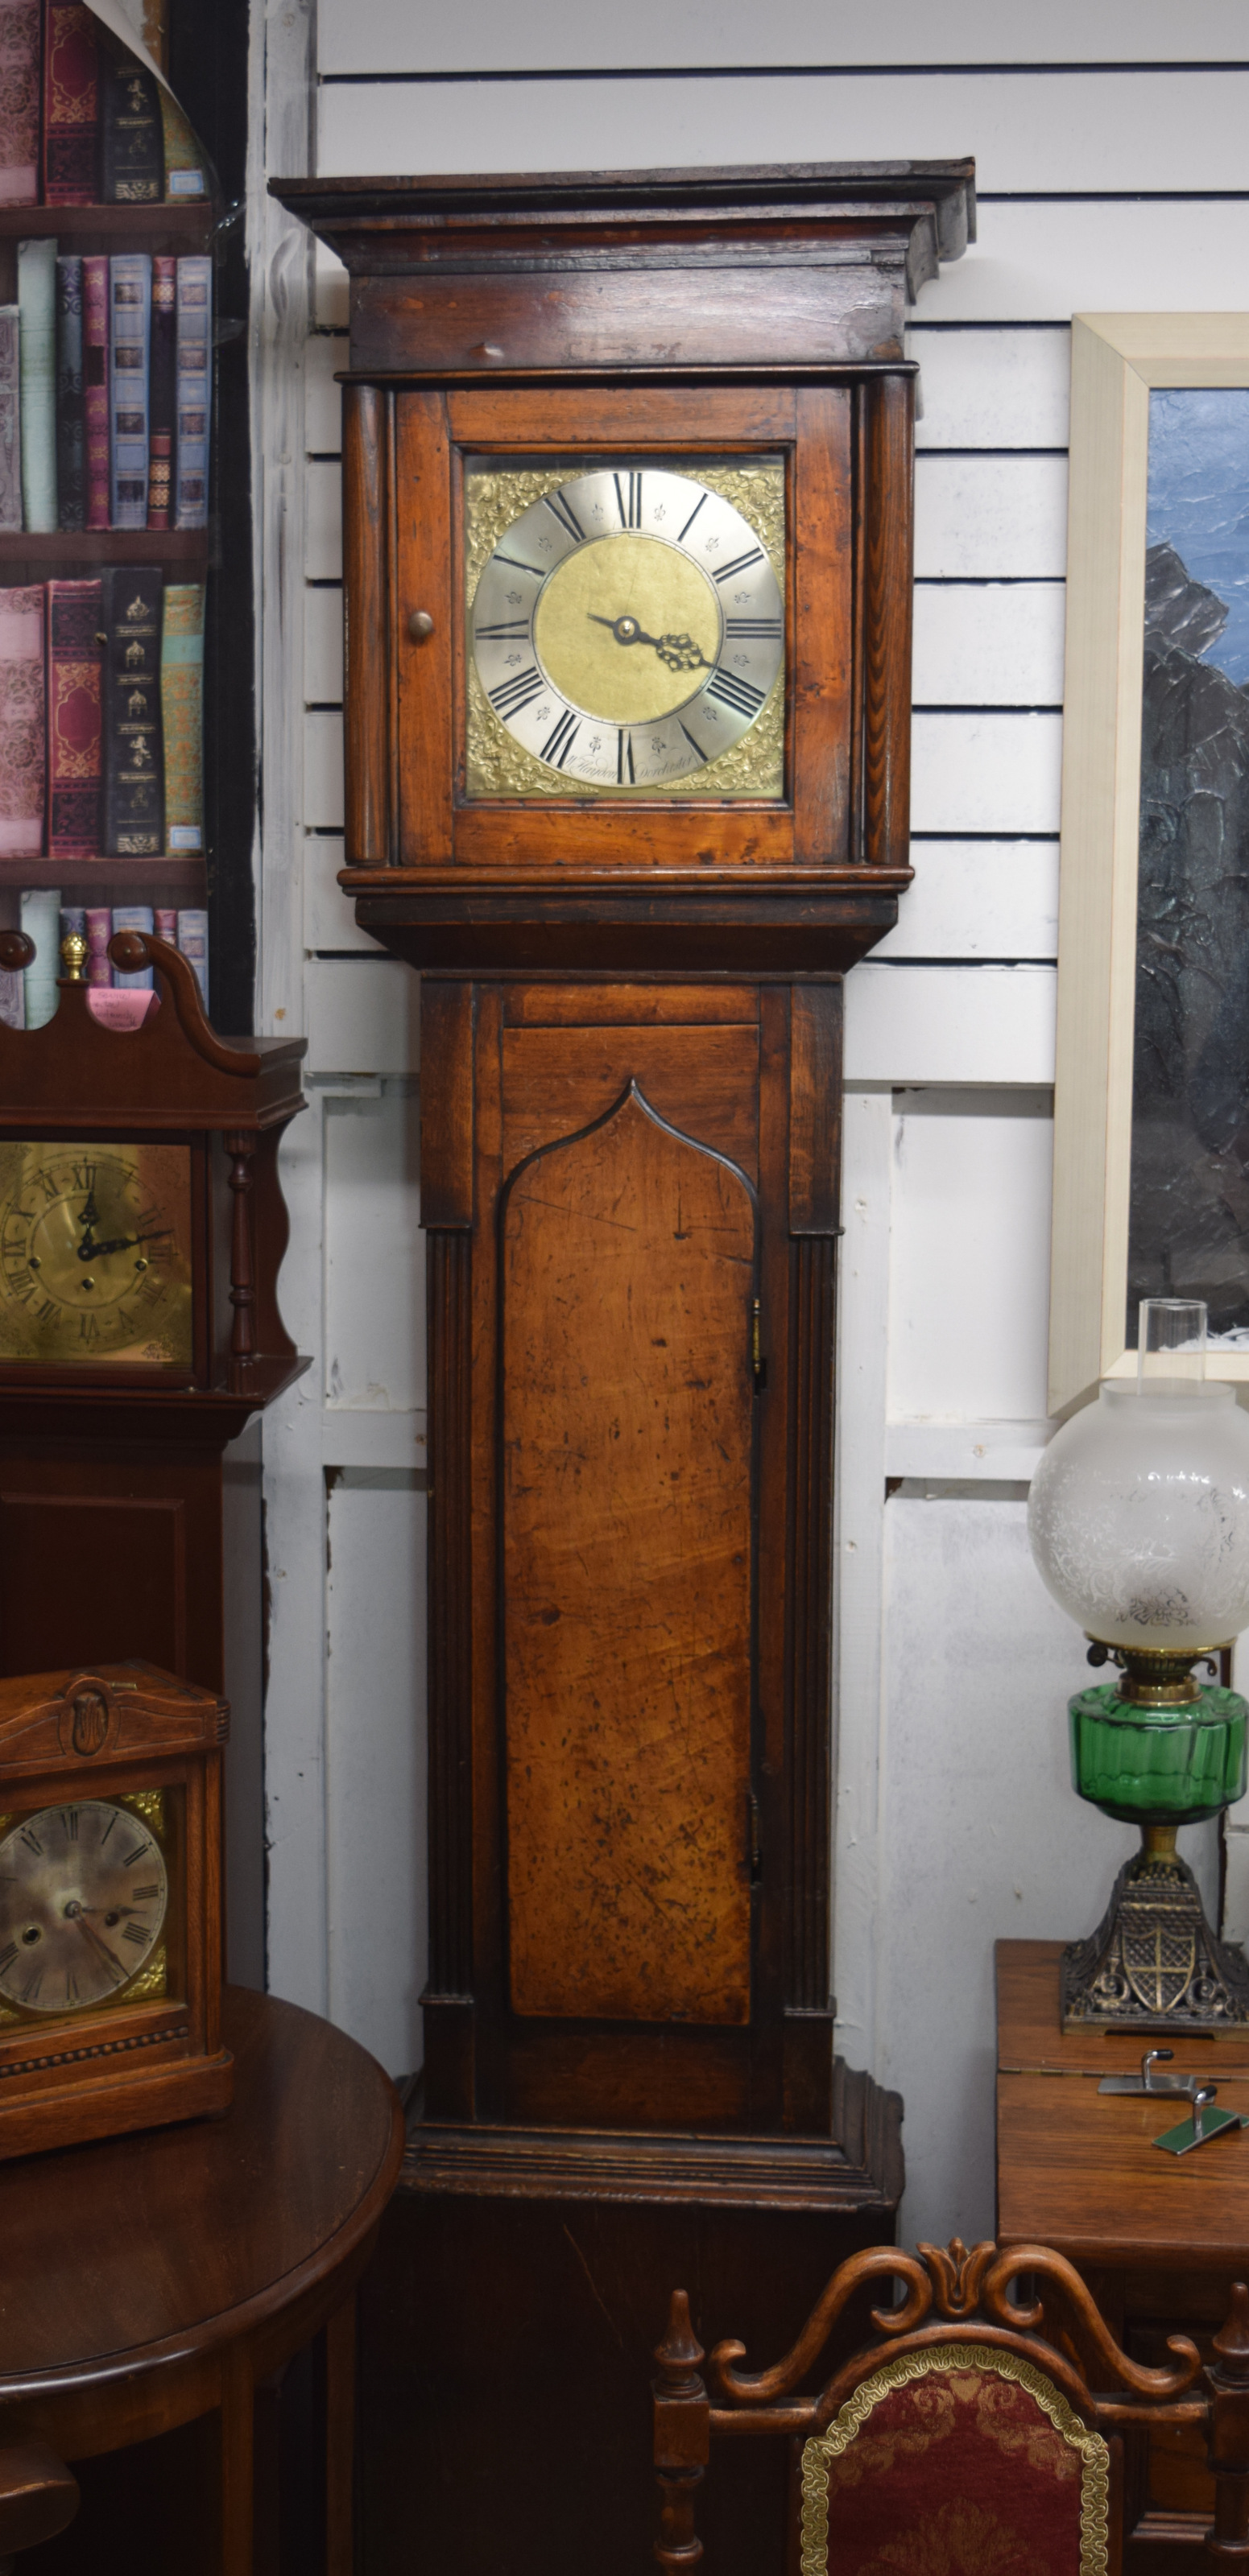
119,1788,166,1835
463,455,786,802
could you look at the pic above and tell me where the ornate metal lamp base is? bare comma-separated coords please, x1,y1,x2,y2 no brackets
1061,1830,1249,2033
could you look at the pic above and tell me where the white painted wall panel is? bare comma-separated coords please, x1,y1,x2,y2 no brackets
304,709,345,828
887,1090,1053,1424
914,456,1068,580
912,583,1065,708
304,956,421,1075
305,584,345,703
318,0,1249,72
326,1471,428,2076
912,327,1069,453
304,835,381,952
317,69,1249,193
911,711,1063,835
325,1088,425,1412
844,963,1057,1086
306,331,345,452
875,844,1059,961
305,458,343,579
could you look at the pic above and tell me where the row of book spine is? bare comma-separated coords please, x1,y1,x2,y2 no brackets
0,246,210,531
0,0,205,206
2,892,207,1026
0,572,203,857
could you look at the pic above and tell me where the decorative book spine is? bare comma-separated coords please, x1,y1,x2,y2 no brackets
0,0,39,206
0,585,43,857
100,44,160,201
101,565,163,853
84,900,110,983
176,906,207,1004
18,237,56,533
47,576,101,857
134,0,166,72
19,886,60,1026
58,902,85,947
153,905,175,939
159,87,205,196
109,250,150,529
161,582,202,849
83,254,110,531
110,901,153,988
42,2,98,205
173,255,210,530
147,254,175,528
55,257,85,530
0,964,23,1026
0,306,20,533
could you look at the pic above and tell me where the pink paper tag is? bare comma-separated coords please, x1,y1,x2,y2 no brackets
86,988,158,1030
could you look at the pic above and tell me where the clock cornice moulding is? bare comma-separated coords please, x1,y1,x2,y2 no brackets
271,159,975,372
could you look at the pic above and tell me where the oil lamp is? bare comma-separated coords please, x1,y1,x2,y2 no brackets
1028,1299,1249,2029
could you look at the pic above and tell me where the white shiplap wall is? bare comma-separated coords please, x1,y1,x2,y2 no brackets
250,3,1241,2245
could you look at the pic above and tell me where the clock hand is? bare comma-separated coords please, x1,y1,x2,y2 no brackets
586,613,711,671
77,1226,172,1265
64,1905,126,1979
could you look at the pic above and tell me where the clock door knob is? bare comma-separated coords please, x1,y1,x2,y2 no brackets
407,610,435,642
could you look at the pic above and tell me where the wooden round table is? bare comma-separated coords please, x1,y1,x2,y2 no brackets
0,1986,404,2573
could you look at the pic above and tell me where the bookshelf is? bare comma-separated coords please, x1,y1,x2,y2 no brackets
0,19,219,1024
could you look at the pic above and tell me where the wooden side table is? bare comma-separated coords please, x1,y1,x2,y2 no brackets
0,1985,403,2574
996,1938,1249,2558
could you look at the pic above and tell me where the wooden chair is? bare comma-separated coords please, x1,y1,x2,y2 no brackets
653,2237,1249,2572
0,2444,77,2569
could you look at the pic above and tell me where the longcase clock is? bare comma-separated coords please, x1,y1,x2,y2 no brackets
275,156,974,2576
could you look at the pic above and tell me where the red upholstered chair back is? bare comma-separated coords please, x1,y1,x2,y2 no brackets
652,2240,1249,2576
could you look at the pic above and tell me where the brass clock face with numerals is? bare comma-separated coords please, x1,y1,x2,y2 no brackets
468,460,785,797
0,1141,193,1367
0,1795,169,2020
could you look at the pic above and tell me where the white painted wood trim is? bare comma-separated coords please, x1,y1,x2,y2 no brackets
833,1088,892,2070
1049,315,1249,1418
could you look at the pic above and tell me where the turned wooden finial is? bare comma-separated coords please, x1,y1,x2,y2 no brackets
1212,2282,1249,2382
655,2289,705,2392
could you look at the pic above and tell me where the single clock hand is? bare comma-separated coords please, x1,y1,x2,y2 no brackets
586,613,711,671
77,1225,172,1265
77,1187,101,1261
64,1904,126,1979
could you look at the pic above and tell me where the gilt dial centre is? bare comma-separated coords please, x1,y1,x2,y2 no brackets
533,535,722,725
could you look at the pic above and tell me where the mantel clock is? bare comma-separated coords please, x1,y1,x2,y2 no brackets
0,1659,231,2158
273,158,974,2576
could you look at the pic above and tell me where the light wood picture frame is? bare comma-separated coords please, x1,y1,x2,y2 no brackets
1050,314,1249,1418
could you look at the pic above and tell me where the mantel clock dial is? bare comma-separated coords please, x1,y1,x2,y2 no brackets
0,1796,168,2020
0,1141,193,1367
468,461,785,797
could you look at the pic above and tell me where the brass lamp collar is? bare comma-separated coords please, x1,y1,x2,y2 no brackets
1085,1637,1229,1707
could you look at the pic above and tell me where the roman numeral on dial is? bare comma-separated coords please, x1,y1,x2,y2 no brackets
122,1922,149,1947
543,489,585,543
617,731,635,785
726,617,782,639
475,619,531,640
707,666,767,717
540,708,580,769
712,547,766,585
489,666,545,718
614,470,643,529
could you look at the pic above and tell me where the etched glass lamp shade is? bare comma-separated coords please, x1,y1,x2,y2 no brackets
1026,1303,1249,2031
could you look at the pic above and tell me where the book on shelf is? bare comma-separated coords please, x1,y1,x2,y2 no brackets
110,895,151,984
176,902,205,999
0,303,19,530
147,247,172,526
19,878,55,1021
99,38,160,204
161,578,201,845
82,247,107,527
173,252,209,530
54,251,84,526
17,232,55,530
108,247,149,526
48,572,99,854
0,580,42,855
84,895,107,980
43,1,97,205
0,0,39,207
159,89,204,198
101,561,161,852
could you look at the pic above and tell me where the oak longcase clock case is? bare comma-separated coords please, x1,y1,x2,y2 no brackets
275,160,973,2576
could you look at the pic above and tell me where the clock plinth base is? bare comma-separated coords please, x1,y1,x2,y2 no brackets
0,2042,233,2162
358,2074,903,2576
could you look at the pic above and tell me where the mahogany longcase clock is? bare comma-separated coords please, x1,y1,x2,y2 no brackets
275,159,974,2576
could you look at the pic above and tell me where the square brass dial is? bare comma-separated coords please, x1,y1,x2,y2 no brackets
464,454,786,801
